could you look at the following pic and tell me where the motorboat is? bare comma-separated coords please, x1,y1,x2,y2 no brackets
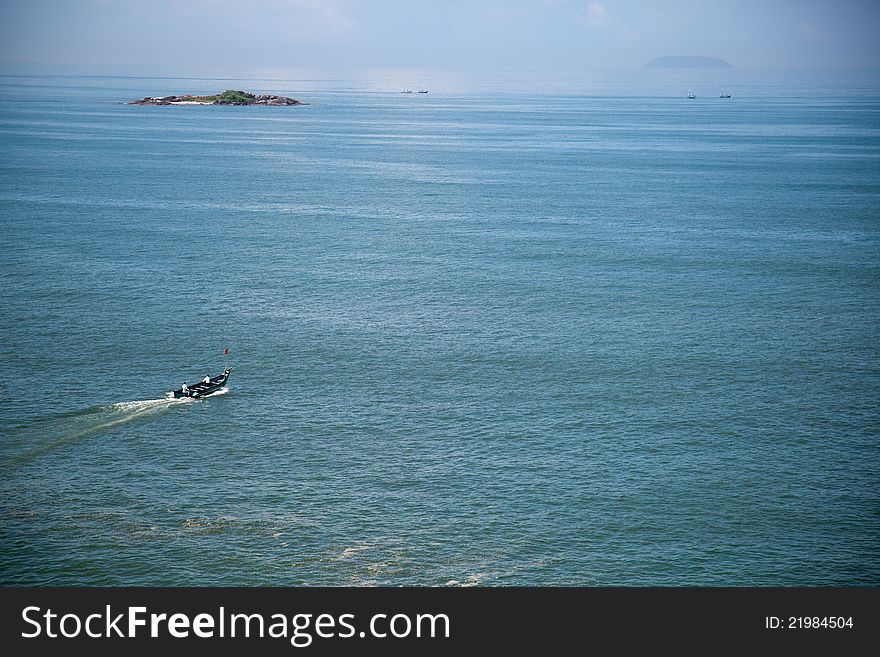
173,368,232,398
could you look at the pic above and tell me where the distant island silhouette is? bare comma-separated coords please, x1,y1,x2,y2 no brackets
129,90,307,106
645,56,732,68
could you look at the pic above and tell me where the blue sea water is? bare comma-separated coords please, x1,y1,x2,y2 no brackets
1,68,878,585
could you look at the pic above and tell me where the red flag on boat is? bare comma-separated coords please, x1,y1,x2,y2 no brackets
224,348,229,356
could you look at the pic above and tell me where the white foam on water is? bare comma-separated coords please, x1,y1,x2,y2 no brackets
338,543,371,560
5,389,228,465
88,387,230,431
111,397,189,413
85,396,187,430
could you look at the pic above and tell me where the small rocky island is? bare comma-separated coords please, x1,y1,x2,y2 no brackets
129,89,307,106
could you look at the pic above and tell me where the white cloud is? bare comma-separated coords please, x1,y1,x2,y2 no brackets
187,0,353,37
580,1,606,27
798,20,820,40
292,0,352,34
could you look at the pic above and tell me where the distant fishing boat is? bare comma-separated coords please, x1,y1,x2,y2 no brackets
720,93,731,98
687,92,696,99
418,89,429,94
172,368,232,399
401,89,413,94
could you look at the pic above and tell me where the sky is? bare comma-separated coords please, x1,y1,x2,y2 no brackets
1,0,878,72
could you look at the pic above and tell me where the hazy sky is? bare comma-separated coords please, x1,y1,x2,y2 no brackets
1,0,878,71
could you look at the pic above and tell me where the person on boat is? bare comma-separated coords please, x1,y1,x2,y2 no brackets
203,375,211,384
181,382,189,394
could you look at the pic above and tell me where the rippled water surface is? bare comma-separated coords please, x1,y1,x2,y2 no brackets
1,69,878,585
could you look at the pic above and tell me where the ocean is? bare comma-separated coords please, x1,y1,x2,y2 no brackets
1,68,878,585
